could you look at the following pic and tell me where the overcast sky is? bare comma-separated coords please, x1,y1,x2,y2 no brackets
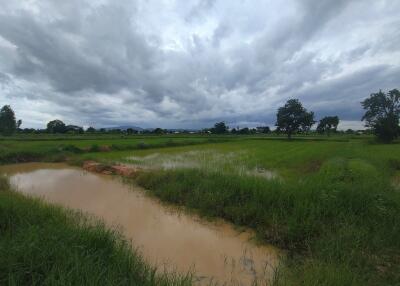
0,0,399,129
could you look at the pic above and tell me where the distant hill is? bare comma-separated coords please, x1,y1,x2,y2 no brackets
104,126,144,131
165,128,199,132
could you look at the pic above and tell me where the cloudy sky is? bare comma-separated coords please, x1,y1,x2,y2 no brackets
0,0,399,129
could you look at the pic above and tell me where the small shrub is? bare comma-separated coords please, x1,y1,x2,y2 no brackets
61,144,82,154
111,144,123,151
388,159,400,170
137,142,150,149
89,144,100,152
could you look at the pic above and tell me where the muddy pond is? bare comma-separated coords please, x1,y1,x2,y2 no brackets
0,163,279,285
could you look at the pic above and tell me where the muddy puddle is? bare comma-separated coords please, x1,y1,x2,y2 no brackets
0,163,279,285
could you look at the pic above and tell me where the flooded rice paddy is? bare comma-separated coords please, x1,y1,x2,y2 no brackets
0,163,279,285
125,150,278,180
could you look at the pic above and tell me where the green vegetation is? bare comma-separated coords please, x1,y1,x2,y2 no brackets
0,135,228,164
0,105,19,136
276,99,315,139
316,116,339,136
361,89,400,142
46,119,68,134
126,138,400,285
1,134,400,285
0,176,191,286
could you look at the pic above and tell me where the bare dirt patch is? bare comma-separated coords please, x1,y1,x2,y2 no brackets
83,161,139,177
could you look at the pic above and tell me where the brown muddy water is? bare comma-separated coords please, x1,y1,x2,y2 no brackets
0,163,279,285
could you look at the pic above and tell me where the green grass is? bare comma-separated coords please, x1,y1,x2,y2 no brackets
129,139,400,285
0,134,230,164
1,134,400,285
0,176,192,286
104,137,400,178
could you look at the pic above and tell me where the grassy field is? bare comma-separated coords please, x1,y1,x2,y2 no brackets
88,137,400,285
0,176,191,286
0,134,229,164
0,134,399,285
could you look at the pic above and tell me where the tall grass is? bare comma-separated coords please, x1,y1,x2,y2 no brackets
0,176,192,286
136,156,400,285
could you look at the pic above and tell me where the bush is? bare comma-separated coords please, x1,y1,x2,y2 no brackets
89,144,100,152
137,142,150,149
60,144,83,154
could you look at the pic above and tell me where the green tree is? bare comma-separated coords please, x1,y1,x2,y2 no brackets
0,105,17,136
153,128,164,134
65,125,83,134
86,127,96,133
47,120,67,134
126,128,138,134
213,122,228,134
301,111,316,133
317,116,339,136
256,126,271,134
361,89,400,142
239,127,250,134
276,99,315,139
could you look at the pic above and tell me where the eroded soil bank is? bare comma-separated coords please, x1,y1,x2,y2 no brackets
0,163,279,285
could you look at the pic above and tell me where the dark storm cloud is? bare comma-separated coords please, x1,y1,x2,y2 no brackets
298,65,400,120
0,0,399,129
0,4,158,94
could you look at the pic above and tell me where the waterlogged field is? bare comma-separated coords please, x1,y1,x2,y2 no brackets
87,137,400,180
89,137,400,285
1,134,400,285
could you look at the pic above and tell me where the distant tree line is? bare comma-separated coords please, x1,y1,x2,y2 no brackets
46,120,85,134
1,88,399,142
0,113,197,135
203,122,271,135
205,88,399,142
